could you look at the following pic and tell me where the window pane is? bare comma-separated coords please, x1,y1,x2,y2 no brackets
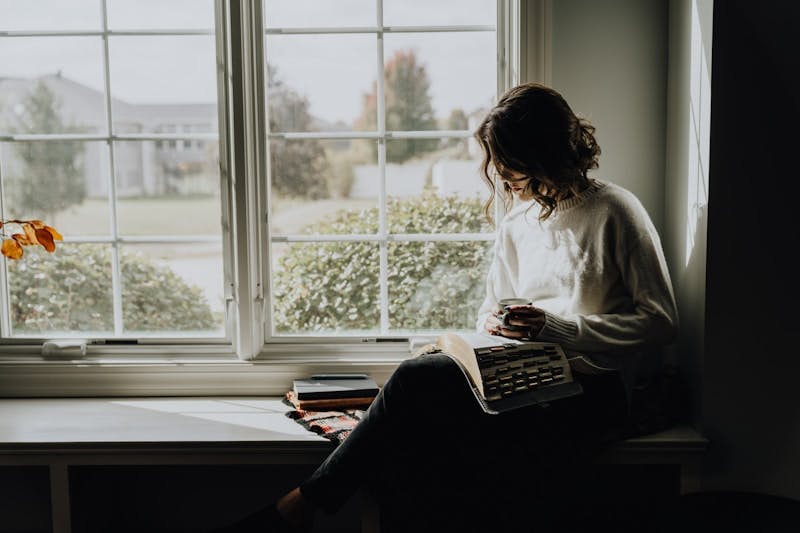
107,0,215,30
7,243,114,336
383,0,496,26
0,0,101,31
385,138,492,234
108,36,218,134
383,32,496,131
271,241,380,335
270,139,378,235
266,34,377,132
388,240,492,332
114,140,221,236
0,37,106,135
264,0,376,28
120,243,225,336
1,140,111,235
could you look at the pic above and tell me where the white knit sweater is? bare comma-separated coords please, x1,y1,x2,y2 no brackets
476,179,678,392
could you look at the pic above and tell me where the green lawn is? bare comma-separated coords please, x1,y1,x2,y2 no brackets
55,197,223,236
53,196,375,237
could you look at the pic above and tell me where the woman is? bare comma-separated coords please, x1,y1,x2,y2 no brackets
215,82,678,533
474,82,678,403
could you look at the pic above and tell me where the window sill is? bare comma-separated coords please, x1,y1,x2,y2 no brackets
0,353,405,397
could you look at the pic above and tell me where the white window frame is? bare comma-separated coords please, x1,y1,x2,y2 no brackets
255,0,528,355
0,0,234,351
0,0,538,397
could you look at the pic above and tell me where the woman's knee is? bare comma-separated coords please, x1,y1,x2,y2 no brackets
393,352,461,385
387,353,475,405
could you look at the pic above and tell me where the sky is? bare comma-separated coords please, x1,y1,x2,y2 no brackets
0,0,498,125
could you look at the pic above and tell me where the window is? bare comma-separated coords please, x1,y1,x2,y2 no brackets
0,0,514,362
0,0,225,344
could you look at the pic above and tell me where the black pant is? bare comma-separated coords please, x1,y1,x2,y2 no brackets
300,353,630,533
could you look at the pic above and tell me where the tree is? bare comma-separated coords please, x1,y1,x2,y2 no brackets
9,80,86,221
272,194,492,333
267,65,330,199
445,108,469,131
358,50,439,163
442,108,470,152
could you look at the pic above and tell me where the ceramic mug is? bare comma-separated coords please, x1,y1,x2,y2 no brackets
495,297,532,314
495,298,532,331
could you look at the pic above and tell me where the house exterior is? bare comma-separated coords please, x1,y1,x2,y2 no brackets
0,73,218,199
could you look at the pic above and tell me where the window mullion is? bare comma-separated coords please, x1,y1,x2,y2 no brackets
228,0,267,359
376,0,389,335
0,159,9,336
262,25,495,36
215,0,237,346
518,0,552,86
100,0,124,335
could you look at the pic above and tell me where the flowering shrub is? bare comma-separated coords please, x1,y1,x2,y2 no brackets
273,194,493,333
8,244,217,333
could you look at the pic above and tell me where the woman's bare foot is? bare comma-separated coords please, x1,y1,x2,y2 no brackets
276,487,315,532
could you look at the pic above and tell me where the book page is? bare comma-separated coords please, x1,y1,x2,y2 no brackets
434,332,488,398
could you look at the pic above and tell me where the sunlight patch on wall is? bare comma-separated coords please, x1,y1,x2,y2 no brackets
685,0,712,267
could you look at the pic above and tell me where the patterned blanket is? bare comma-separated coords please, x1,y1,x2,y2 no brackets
283,396,366,443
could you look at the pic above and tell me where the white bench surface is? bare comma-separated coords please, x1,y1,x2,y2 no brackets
0,397,330,455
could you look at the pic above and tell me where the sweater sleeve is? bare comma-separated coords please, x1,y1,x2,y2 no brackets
537,218,679,353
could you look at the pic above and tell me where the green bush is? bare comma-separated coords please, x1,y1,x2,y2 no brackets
8,244,217,334
273,194,493,333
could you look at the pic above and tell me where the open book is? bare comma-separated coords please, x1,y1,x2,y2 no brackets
423,332,583,415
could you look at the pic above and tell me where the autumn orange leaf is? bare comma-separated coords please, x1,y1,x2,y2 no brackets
45,225,63,241
35,228,56,252
22,223,39,245
1,239,23,260
1,219,62,259
12,232,34,245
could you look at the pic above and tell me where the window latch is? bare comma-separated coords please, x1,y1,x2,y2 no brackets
41,339,87,359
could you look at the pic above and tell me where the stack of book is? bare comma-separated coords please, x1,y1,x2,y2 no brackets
286,373,380,411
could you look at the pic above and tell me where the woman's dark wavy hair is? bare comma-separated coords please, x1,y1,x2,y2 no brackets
475,83,600,221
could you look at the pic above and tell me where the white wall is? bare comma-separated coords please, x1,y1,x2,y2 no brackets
548,0,669,231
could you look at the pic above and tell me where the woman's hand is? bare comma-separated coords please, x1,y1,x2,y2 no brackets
486,304,546,340
483,313,504,336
